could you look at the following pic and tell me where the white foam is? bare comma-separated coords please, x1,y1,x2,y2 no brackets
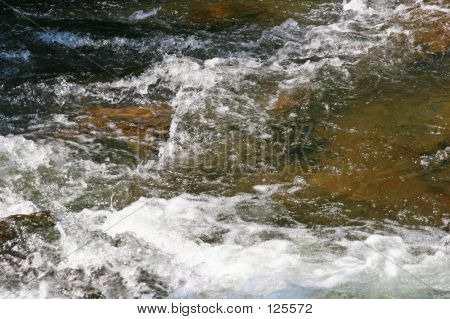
0,135,141,217
0,189,38,218
48,194,448,297
343,0,373,14
0,136,55,216
128,8,160,21
420,146,449,167
253,184,283,194
59,194,306,297
37,31,97,48
53,114,76,127
0,50,31,61
0,135,53,170
37,31,146,50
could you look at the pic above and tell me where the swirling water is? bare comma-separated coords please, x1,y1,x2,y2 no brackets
0,0,449,298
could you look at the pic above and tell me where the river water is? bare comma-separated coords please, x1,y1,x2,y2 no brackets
0,0,449,298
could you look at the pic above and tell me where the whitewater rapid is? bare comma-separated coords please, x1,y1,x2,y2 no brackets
1,0,449,298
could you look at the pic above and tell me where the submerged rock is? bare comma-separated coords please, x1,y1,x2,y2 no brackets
58,105,172,159
188,2,267,24
83,106,171,132
0,211,58,260
305,97,449,226
185,0,317,28
267,91,449,227
397,0,450,54
270,87,313,113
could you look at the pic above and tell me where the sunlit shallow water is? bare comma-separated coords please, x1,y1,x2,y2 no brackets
0,0,449,298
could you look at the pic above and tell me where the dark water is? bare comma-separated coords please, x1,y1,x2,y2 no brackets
0,0,449,298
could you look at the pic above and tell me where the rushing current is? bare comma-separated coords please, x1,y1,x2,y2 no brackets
0,0,449,298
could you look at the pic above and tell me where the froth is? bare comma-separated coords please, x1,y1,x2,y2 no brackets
63,194,450,298
0,135,52,170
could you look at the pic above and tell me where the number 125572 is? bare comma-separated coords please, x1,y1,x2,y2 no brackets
268,303,312,314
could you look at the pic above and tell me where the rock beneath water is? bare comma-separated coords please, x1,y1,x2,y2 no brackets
269,90,449,227
58,105,172,159
188,2,267,24
397,1,449,54
306,96,449,226
83,106,171,133
269,87,313,113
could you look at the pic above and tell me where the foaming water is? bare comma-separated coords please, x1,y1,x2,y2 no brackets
0,50,31,62
0,0,449,298
128,8,160,21
89,195,449,298
3,192,448,298
0,135,53,169
24,0,424,163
